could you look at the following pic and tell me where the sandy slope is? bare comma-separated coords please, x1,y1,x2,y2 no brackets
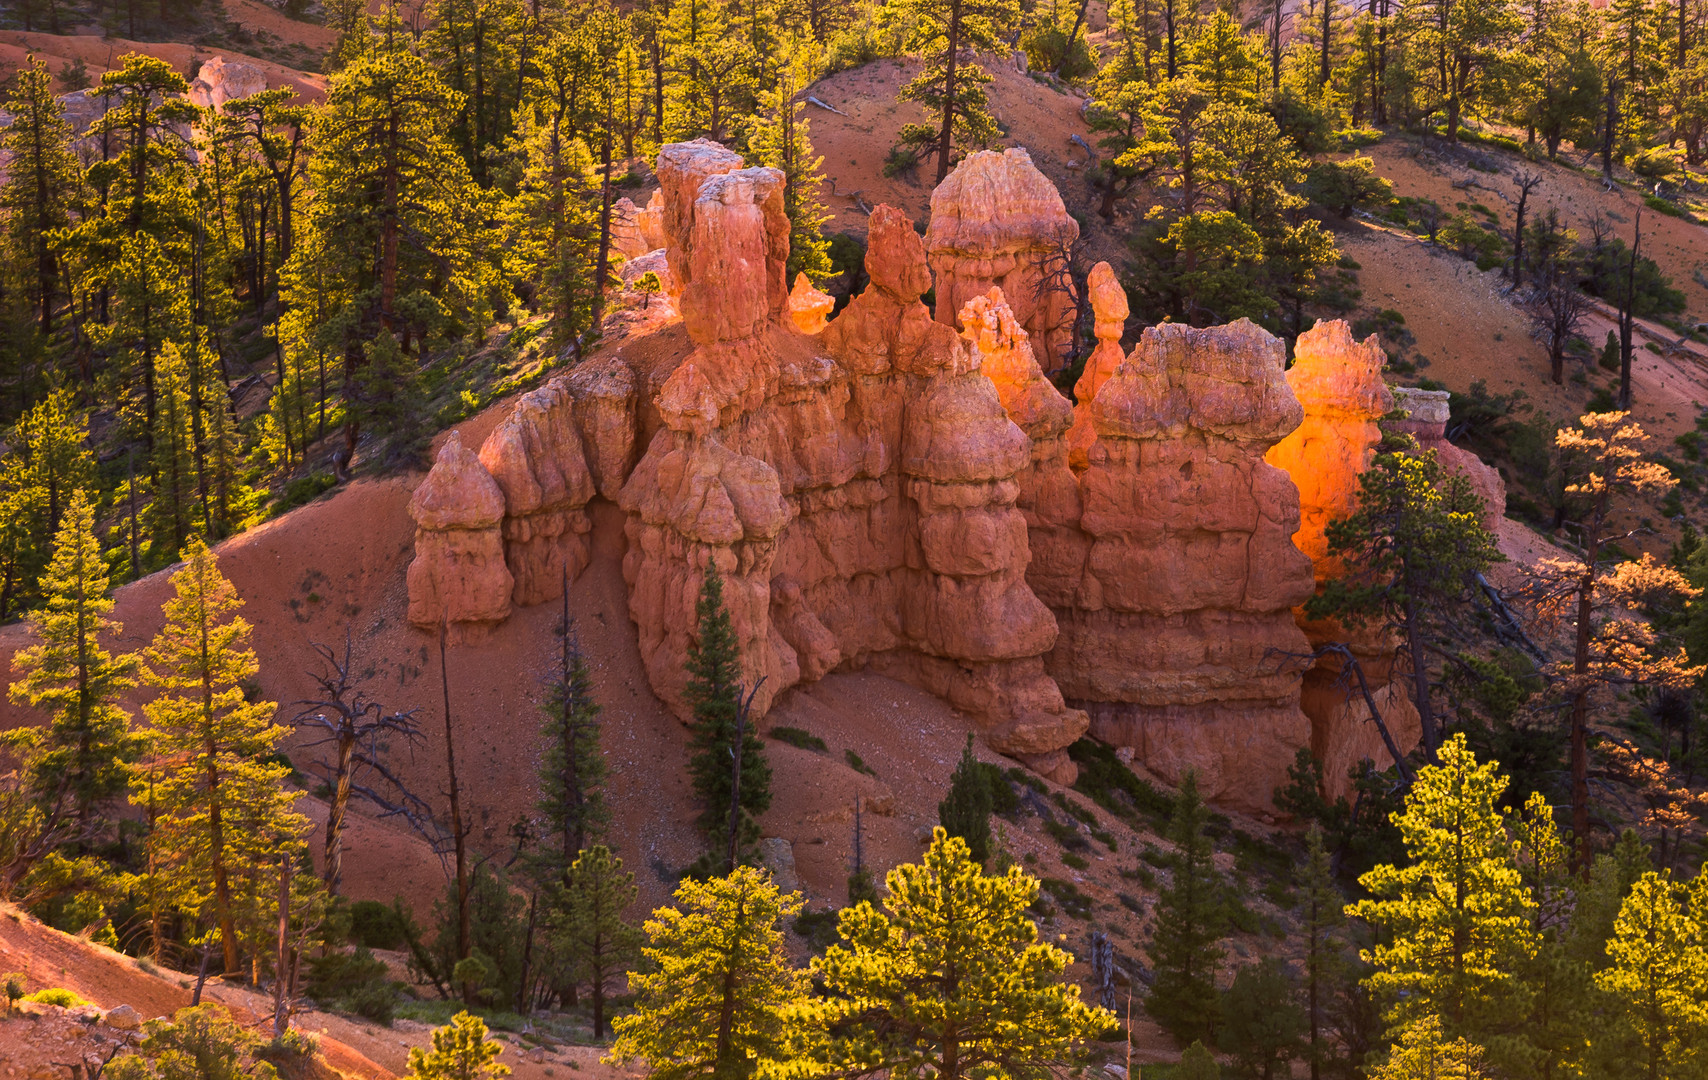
0,29,327,101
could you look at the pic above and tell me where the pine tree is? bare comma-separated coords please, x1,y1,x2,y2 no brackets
749,37,833,283
82,53,199,245
884,0,1022,182
0,56,82,338
552,845,641,1038
1147,771,1226,1045
685,564,770,852
408,1011,512,1080
937,734,992,864
1371,1016,1489,1080
1594,870,1705,1080
1523,414,1699,870
7,491,138,848
1177,1041,1221,1080
148,341,197,561
1220,959,1304,1079
661,0,753,143
288,45,498,474
1308,436,1502,756
0,390,98,617
533,616,609,885
506,35,605,349
609,865,806,1080
1349,735,1537,1052
140,537,309,976
772,828,1112,1080
1300,825,1342,1080
95,233,193,447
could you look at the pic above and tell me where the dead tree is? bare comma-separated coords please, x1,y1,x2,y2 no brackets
291,627,431,894
1508,170,1543,290
1033,238,1092,380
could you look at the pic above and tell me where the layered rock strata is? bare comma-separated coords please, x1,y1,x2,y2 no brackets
1035,319,1319,806
925,149,1080,375
403,142,1441,801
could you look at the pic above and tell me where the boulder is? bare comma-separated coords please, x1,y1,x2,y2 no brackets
103,1005,141,1031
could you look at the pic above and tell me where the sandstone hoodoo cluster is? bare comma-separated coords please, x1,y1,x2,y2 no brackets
405,142,1505,805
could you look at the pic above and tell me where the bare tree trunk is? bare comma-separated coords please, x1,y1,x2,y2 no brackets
273,856,291,1038
439,621,472,1000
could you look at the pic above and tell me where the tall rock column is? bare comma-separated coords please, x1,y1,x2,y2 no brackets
620,143,796,717
1048,320,1317,808
925,148,1080,375
1265,321,1419,796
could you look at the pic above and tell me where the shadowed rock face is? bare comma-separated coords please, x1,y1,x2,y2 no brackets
405,142,1427,803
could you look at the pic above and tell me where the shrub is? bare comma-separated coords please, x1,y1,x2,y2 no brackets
770,726,828,752
1304,157,1394,218
23,987,90,1008
1,973,24,1013
844,749,876,776
305,946,404,1025
1020,22,1097,80
1045,819,1090,850
348,899,410,951
1037,877,1094,919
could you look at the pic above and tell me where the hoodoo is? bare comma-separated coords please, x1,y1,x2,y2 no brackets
404,140,1454,804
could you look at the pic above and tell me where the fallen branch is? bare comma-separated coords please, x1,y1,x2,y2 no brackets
1318,643,1417,787
1476,571,1549,662
1070,133,1094,161
805,95,847,116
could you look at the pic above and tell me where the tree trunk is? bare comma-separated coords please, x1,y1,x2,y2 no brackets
324,734,355,894
936,0,962,184
1617,212,1640,410
439,622,472,1000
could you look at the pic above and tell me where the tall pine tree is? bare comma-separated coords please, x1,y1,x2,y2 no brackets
140,537,308,975
8,490,138,847
1148,770,1226,1045
938,734,992,865
533,613,609,885
551,844,641,1039
684,564,770,855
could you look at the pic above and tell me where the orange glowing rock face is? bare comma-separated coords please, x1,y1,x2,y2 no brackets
1266,319,1393,574
1067,261,1129,470
788,272,835,336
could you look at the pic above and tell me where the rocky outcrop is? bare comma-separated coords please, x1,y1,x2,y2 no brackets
925,149,1080,375
1387,386,1507,524
789,274,835,335
402,144,1437,803
1067,261,1128,470
612,190,667,260
1266,321,1419,798
477,380,597,605
187,56,267,110
406,433,513,629
1037,318,1319,807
